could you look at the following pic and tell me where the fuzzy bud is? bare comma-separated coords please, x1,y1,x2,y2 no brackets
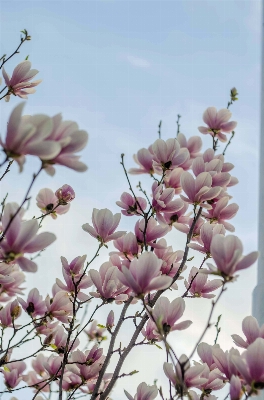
106,310,115,329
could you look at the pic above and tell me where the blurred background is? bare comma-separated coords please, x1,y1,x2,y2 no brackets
0,1,261,399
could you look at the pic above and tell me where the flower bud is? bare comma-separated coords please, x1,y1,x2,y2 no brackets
106,310,115,329
230,87,238,101
55,184,75,204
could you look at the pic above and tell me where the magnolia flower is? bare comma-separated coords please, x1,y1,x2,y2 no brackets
164,357,207,392
36,188,70,219
41,113,88,175
0,202,56,272
111,232,139,259
55,184,75,203
135,217,169,249
231,316,264,349
230,376,242,400
232,338,264,389
151,182,184,223
184,267,222,298
85,320,107,343
1,361,26,388
212,347,240,380
124,382,158,400
208,234,259,280
198,107,237,142
82,208,126,245
2,60,41,101
151,138,189,172
45,291,72,323
0,299,21,327
0,103,61,171
18,288,46,317
89,263,129,303
177,133,202,170
202,197,239,232
164,167,184,194
149,297,192,335
116,192,147,216
192,156,231,188
117,252,172,297
180,171,221,209
129,147,154,175
188,222,226,255
0,264,25,302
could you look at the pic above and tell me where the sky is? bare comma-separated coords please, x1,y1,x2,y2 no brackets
0,0,262,399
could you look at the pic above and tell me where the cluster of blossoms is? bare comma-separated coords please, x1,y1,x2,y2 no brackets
0,33,260,400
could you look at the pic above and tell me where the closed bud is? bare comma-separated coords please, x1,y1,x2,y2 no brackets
230,87,238,101
55,184,75,204
106,310,115,329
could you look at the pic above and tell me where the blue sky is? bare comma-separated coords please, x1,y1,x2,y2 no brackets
0,1,262,399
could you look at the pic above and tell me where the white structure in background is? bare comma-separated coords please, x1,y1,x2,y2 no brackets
253,0,264,327
252,1,264,399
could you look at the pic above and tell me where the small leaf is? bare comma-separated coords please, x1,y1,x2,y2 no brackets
97,324,106,328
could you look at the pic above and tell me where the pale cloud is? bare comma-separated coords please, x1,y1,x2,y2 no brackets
126,54,151,68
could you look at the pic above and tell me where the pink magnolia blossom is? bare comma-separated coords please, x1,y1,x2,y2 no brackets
18,288,46,317
188,222,226,255
117,252,172,297
134,217,169,249
164,357,207,391
230,376,242,400
202,197,239,232
41,113,88,175
85,320,107,342
198,107,237,142
162,201,191,230
151,182,184,224
164,167,184,194
196,364,225,391
232,338,264,388
55,184,75,203
82,208,126,245
0,299,21,327
2,60,41,101
0,202,56,272
60,370,82,391
116,192,147,216
197,342,219,370
0,264,25,302
111,232,139,259
89,262,129,303
141,319,161,342
184,267,222,298
50,325,79,354
192,155,231,188
43,354,62,377
36,188,70,218
212,347,240,380
151,138,189,172
177,133,202,170
80,373,112,396
32,353,49,377
154,238,184,280
124,382,158,400
208,234,259,280
231,316,264,349
180,171,222,209
0,103,61,171
45,291,72,323
149,296,192,335
1,361,26,388
129,147,154,175
174,215,205,242
202,148,238,187
61,255,87,276
22,370,50,393
56,256,92,302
